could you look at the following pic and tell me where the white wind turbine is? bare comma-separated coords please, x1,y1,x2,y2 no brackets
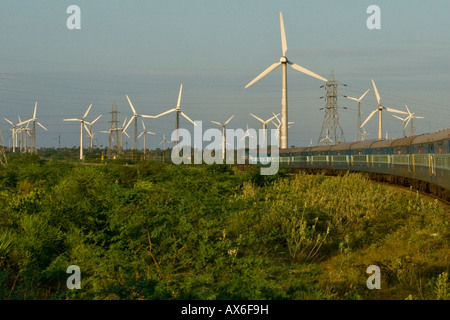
344,89,370,141
360,80,408,139
84,114,102,149
211,115,235,161
116,117,129,151
404,104,424,136
392,113,410,137
63,104,93,160
250,113,279,146
319,129,333,145
4,118,18,153
153,84,196,142
138,119,155,159
17,102,48,153
245,11,328,149
124,95,154,151
271,113,294,146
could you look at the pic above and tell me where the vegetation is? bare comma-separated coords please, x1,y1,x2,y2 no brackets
0,156,448,300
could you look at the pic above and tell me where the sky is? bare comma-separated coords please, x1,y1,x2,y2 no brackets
0,0,449,150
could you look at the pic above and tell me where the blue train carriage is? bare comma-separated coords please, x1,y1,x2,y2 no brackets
363,139,395,173
309,145,332,168
329,141,355,170
409,128,450,192
348,139,379,171
279,147,305,167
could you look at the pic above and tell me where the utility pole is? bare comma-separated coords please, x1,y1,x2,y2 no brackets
318,70,346,145
107,102,119,158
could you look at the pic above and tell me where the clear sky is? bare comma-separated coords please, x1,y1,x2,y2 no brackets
1,0,449,149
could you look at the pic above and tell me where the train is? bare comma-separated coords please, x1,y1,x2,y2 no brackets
275,128,450,200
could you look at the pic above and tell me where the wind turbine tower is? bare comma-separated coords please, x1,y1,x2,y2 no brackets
344,88,370,141
318,71,346,145
211,115,234,161
153,84,196,143
245,12,328,149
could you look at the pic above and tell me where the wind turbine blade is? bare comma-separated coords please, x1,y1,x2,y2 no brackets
33,102,37,119
137,131,144,139
154,108,176,118
371,80,381,105
83,104,92,119
272,112,281,124
122,117,128,127
92,115,102,124
148,131,156,135
126,95,137,115
17,119,32,126
245,62,281,88
385,107,408,115
141,114,154,119
345,96,359,102
177,84,183,109
123,116,134,132
290,63,328,82
224,114,235,125
361,109,378,128
37,122,47,131
4,118,13,126
405,104,412,116
359,89,370,101
141,119,146,130
124,131,130,138
84,123,92,137
415,116,424,119
280,12,287,56
271,120,281,128
267,113,279,123
63,118,80,122
250,113,264,123
405,117,412,128
392,115,405,121
180,112,196,126
211,121,222,126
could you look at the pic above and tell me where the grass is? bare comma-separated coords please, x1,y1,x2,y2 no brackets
0,158,448,300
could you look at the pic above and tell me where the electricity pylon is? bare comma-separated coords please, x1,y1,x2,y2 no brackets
318,70,346,145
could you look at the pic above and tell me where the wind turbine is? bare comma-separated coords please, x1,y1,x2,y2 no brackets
124,94,154,151
360,80,408,139
319,129,333,145
211,115,234,161
16,102,48,153
63,104,93,160
84,114,102,149
245,11,328,149
153,84,196,142
4,118,18,153
116,117,129,152
392,113,410,137
250,113,279,146
344,89,370,141
138,119,155,159
404,104,424,136
271,113,294,146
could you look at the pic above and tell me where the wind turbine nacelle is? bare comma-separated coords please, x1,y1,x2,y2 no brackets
280,57,287,63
